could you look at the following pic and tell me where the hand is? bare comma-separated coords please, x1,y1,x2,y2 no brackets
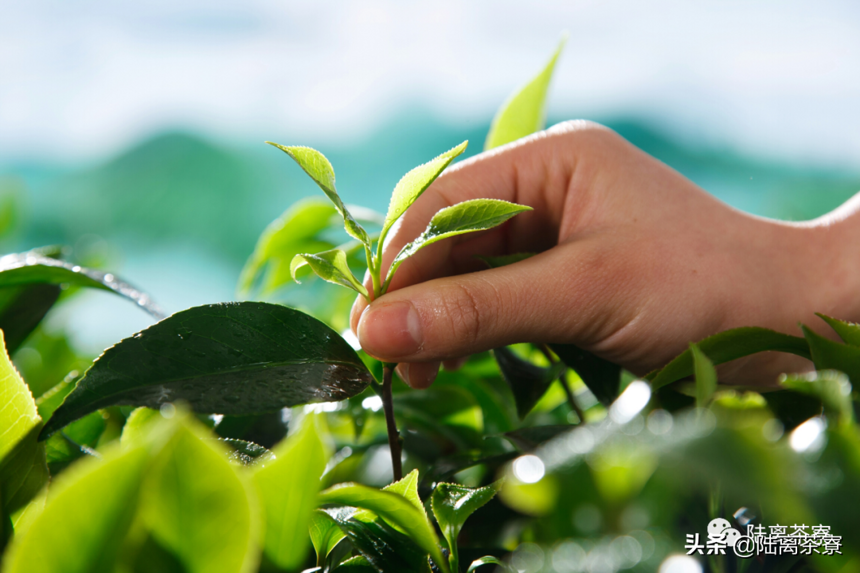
351,121,860,389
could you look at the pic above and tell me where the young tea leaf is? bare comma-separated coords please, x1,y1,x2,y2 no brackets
334,517,430,573
0,283,61,354
267,143,370,246
309,510,347,567
385,200,532,290
2,444,147,573
801,324,860,384
647,327,811,390
430,481,501,573
40,302,374,439
141,417,258,573
291,249,368,298
0,250,164,319
690,343,717,408
319,482,449,573
817,313,860,347
381,141,468,245
253,414,330,570
468,556,514,573
485,35,566,150
331,555,378,573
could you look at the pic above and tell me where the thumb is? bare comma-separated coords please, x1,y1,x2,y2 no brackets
356,240,628,363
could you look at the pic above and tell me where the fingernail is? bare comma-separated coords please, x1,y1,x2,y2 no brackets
357,301,423,358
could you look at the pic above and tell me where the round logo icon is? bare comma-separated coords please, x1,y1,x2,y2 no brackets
707,517,732,539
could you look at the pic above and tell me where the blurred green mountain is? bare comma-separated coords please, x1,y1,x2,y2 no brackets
7,111,860,267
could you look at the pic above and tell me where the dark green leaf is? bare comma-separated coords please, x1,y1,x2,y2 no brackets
334,518,430,573
141,417,257,573
0,250,164,319
431,481,501,573
485,35,566,150
332,555,379,573
647,327,811,390
253,413,329,570
802,323,860,383
385,200,532,291
762,389,821,431
382,141,468,244
319,482,448,573
0,284,60,354
550,343,621,405
394,384,485,448
40,302,374,438
492,347,563,419
475,253,535,268
218,438,274,466
817,313,860,346
291,249,368,298
266,143,370,246
690,343,717,408
2,444,147,573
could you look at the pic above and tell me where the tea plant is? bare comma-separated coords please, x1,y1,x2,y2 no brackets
0,36,857,573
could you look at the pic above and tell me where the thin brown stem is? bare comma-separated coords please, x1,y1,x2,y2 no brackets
381,363,402,481
538,344,585,423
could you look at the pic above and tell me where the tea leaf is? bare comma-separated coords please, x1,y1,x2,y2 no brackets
690,343,717,408
431,481,501,573
817,313,860,347
267,144,370,246
334,517,430,573
141,419,258,573
468,556,514,572
0,250,164,319
0,284,60,354
550,343,621,405
780,370,854,427
386,200,532,289
801,324,860,384
485,35,566,150
332,555,378,572
238,198,338,297
0,330,48,522
40,302,374,438
493,347,563,419
381,141,468,244
309,510,347,566
648,327,811,390
319,482,448,573
2,445,147,573
291,249,368,298
253,414,329,570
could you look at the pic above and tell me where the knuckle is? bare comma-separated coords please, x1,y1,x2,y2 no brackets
441,282,485,347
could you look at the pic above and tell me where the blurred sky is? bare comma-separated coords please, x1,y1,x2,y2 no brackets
3,0,860,354
3,0,860,167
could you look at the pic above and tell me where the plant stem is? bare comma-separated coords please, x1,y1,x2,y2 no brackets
538,344,584,424
381,363,403,481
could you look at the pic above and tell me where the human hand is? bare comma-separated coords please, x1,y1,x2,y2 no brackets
351,121,860,389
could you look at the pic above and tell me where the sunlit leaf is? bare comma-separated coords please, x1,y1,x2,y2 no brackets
468,556,514,573
332,555,378,572
319,482,448,573
386,200,532,290
550,343,621,405
485,35,566,150
291,249,368,298
266,143,370,246
381,141,468,244
141,417,258,573
40,302,374,438
690,343,717,408
2,445,147,573
0,249,164,319
309,510,347,567
493,347,563,419
431,481,501,573
253,414,329,570
817,312,860,347
648,327,811,390
0,330,47,521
